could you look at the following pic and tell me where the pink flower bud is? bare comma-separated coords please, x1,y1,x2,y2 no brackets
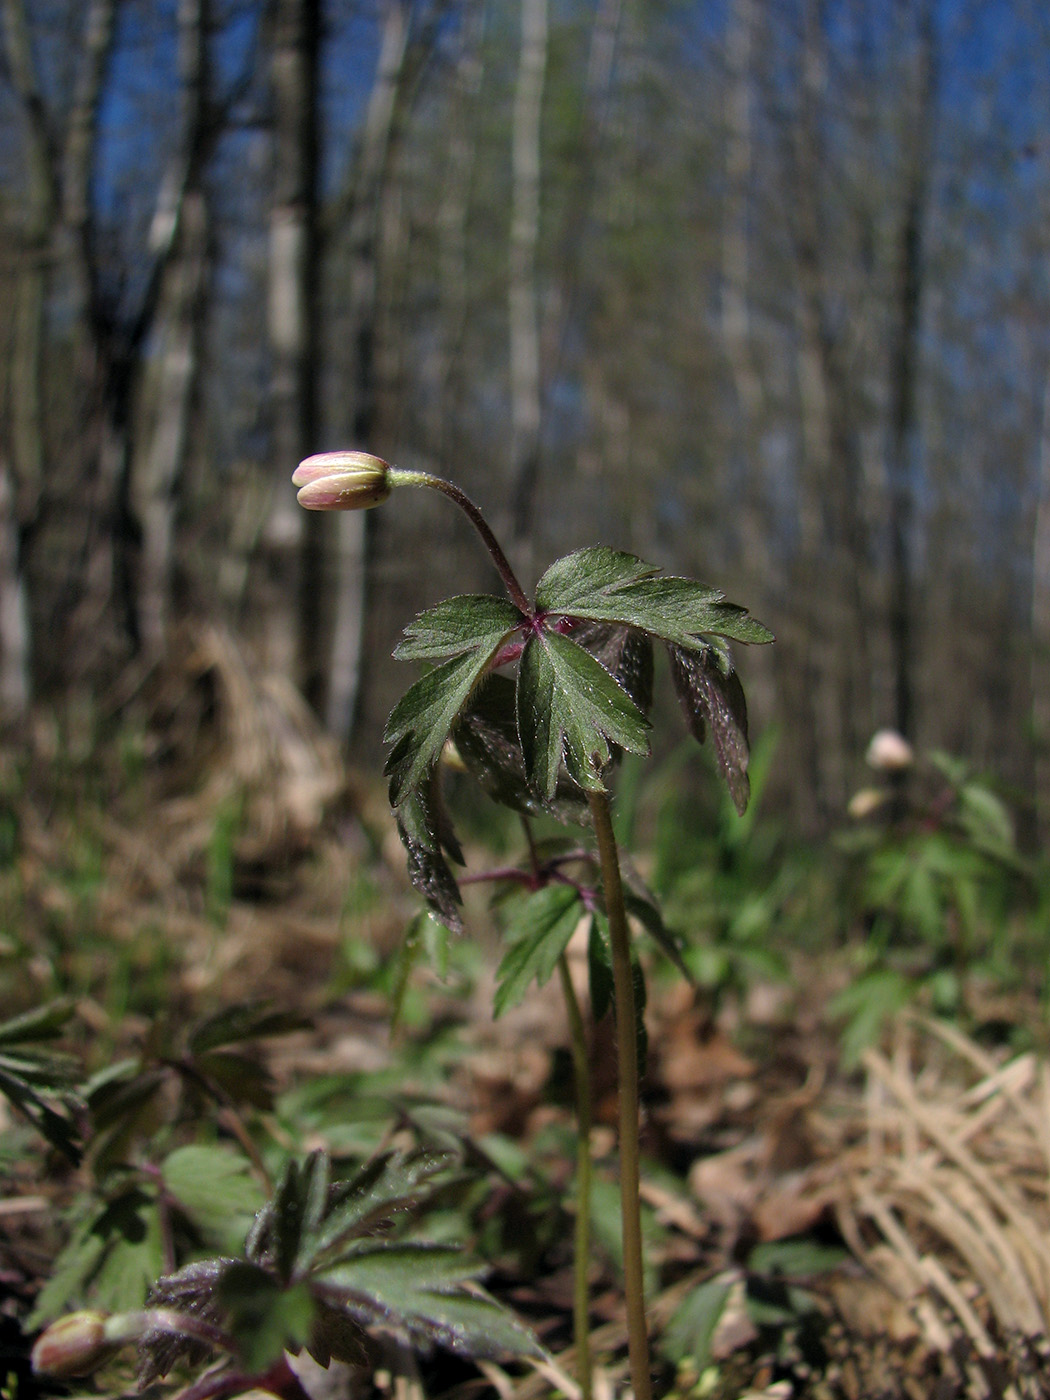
31,1312,118,1379
865,729,914,772
293,451,391,511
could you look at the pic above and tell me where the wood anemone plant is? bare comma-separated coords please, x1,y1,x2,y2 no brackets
294,451,774,1399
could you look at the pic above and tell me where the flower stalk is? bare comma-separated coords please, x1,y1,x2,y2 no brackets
588,790,652,1400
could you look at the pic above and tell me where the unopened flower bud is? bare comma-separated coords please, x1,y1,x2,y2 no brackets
293,451,391,511
32,1311,119,1379
865,729,914,772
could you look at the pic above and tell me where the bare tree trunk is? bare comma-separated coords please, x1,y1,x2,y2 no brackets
784,0,876,818
0,454,30,717
507,0,548,565
886,3,935,746
429,0,486,460
1,0,119,697
325,0,411,740
0,0,54,713
1032,364,1050,842
133,0,212,660
266,0,322,694
721,0,763,433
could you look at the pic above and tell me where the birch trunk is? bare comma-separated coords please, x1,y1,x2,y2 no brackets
266,0,322,691
886,4,935,746
325,0,411,740
507,0,548,566
1032,365,1050,842
133,0,212,660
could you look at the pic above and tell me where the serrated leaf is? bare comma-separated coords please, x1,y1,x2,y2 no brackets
140,1258,232,1384
26,1217,106,1327
396,801,463,933
493,886,584,1016
86,1065,168,1131
193,1049,275,1110
188,1002,307,1055
319,1243,541,1360
537,547,773,648
0,999,75,1046
299,1152,454,1272
535,548,659,610
394,596,523,662
668,643,752,814
91,1200,164,1312
255,1156,310,1283
385,649,505,806
517,631,650,799
452,674,588,824
0,1066,80,1162
660,1275,734,1368
161,1145,264,1248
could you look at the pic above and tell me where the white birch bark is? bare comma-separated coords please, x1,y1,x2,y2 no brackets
325,0,410,740
507,0,548,566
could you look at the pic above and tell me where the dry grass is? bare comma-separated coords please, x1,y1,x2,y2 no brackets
838,1015,1050,1399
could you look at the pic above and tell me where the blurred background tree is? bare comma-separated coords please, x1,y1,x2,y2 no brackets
1,0,1048,840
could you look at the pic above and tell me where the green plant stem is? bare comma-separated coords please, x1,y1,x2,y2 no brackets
557,952,594,1400
587,789,652,1400
388,469,532,616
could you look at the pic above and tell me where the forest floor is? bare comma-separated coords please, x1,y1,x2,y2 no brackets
3,630,1050,1400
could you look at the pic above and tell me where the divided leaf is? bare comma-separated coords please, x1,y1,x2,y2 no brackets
394,595,523,662
319,1242,542,1360
0,999,81,1162
385,650,499,806
517,630,650,799
494,885,584,1016
537,547,773,649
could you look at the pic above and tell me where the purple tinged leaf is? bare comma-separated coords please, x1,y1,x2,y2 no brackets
668,644,752,815
394,778,463,933
138,1258,234,1384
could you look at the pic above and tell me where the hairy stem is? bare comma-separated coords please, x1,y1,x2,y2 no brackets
388,468,532,615
558,953,594,1400
587,789,652,1400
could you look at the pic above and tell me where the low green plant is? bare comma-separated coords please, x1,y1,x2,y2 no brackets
833,741,1034,1061
292,450,774,1399
31,1149,539,1398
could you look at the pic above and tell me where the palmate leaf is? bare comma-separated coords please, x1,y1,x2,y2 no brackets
0,999,81,1161
537,547,774,649
394,595,523,662
188,1002,308,1055
517,629,650,799
318,1241,542,1360
494,885,584,1016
